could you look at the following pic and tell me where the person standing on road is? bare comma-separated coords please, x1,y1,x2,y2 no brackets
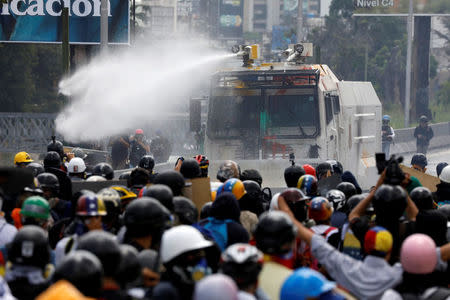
381,115,395,158
129,129,150,168
414,115,433,155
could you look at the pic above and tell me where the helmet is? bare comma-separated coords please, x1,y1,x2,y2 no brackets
217,160,240,182
280,267,336,300
138,249,160,272
280,188,309,222
153,170,186,196
220,243,263,289
160,225,213,264
200,202,212,219
97,188,121,221
67,157,86,174
254,211,297,255
14,151,33,165
217,178,246,200
439,166,450,183
86,175,107,182
193,274,238,300
37,172,59,191
119,171,131,181
297,175,318,197
8,225,50,268
47,139,64,157
76,195,107,216
138,155,155,172
115,245,141,287
419,115,428,122
135,129,144,135
26,162,44,177
43,151,61,168
21,196,50,220
173,196,198,225
315,162,332,180
284,165,306,188
72,147,87,159
110,185,137,209
326,189,346,211
76,230,121,277
180,158,201,179
194,155,210,178
336,182,357,200
439,204,450,220
240,169,262,187
326,160,343,175
92,163,114,180
400,234,437,274
436,162,448,177
411,153,427,168
302,164,316,178
410,187,434,210
53,250,103,298
373,185,407,221
308,197,333,222
241,180,264,215
346,194,366,213
124,197,171,239
141,184,174,211
382,115,391,122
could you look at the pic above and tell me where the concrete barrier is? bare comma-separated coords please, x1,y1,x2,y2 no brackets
391,122,450,155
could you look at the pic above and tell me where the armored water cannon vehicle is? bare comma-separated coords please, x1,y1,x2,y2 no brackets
190,43,382,189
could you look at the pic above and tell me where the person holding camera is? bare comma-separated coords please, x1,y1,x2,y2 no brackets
381,115,395,158
414,115,433,155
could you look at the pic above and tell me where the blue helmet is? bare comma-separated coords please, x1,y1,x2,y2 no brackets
280,268,336,300
382,115,391,122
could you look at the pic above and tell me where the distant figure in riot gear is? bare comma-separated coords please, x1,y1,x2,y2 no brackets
414,115,433,155
381,115,395,158
129,129,150,168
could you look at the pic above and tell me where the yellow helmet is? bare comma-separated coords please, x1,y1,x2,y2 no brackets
14,151,33,165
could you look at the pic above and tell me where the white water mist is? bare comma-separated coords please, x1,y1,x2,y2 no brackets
56,39,234,142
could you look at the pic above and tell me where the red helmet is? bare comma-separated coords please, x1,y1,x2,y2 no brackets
303,164,316,178
308,197,333,221
135,129,144,135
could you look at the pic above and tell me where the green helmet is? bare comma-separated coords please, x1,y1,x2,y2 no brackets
21,196,50,220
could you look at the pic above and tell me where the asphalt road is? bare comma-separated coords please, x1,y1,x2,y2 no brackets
402,147,450,177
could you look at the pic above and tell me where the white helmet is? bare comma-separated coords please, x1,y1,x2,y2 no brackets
160,225,213,264
68,157,86,174
86,175,106,182
439,166,450,184
193,274,238,300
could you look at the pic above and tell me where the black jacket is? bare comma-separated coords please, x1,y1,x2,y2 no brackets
414,125,433,146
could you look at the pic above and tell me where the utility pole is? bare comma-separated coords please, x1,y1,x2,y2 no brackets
297,0,303,41
404,0,413,127
62,6,70,74
100,0,108,52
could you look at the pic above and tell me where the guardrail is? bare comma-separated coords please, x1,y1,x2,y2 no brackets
391,121,450,155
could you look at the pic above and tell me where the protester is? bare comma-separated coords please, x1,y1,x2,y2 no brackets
414,115,434,155
129,129,150,168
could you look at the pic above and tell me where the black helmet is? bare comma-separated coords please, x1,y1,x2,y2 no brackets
124,197,171,240
326,160,344,175
26,162,45,177
141,184,174,211
411,153,427,168
326,189,347,211
419,115,428,123
345,194,366,214
240,169,263,187
220,243,263,290
47,138,64,158
119,171,131,181
153,170,185,196
373,184,407,221
173,196,198,225
336,182,357,200
92,163,114,180
139,155,155,172
138,249,160,272
76,231,121,277
439,204,450,221
410,187,434,211
315,162,332,180
200,202,212,219
253,211,297,255
43,151,61,168
37,172,60,191
53,250,103,298
180,159,201,179
8,225,50,269
284,165,305,188
240,180,264,217
115,245,141,288
280,188,309,222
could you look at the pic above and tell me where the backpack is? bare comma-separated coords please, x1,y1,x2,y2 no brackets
198,217,233,251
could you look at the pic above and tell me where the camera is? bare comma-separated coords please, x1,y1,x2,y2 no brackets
375,153,405,185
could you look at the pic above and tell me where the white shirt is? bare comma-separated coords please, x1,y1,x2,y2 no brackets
0,218,17,248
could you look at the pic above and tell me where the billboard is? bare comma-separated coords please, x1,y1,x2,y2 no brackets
354,0,450,15
0,0,129,43
218,0,243,39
